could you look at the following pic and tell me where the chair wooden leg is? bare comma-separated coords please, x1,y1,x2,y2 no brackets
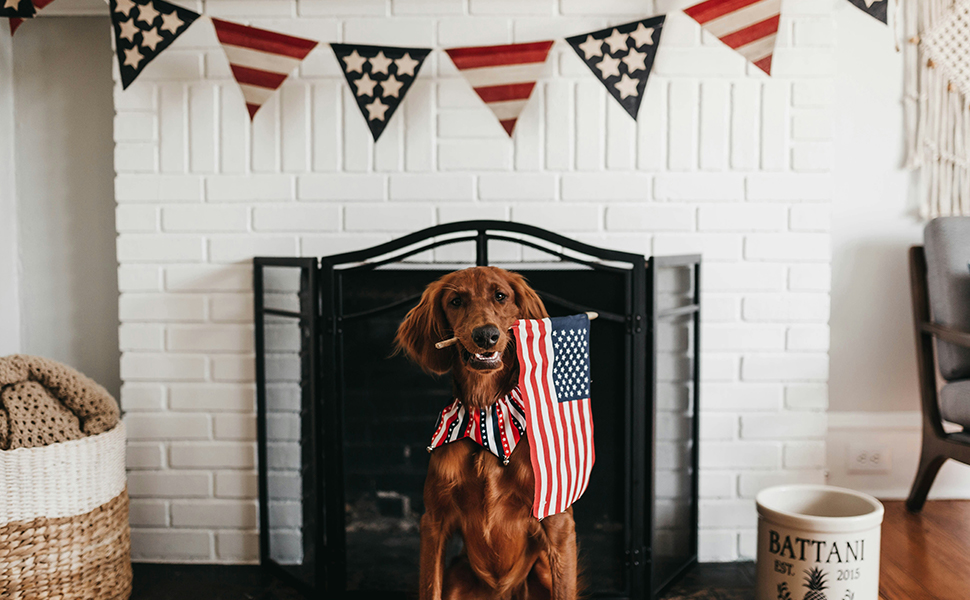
906,449,947,513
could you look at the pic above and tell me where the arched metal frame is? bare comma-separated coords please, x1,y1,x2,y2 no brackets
253,221,700,599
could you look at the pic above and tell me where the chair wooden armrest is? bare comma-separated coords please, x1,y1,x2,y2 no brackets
921,322,970,349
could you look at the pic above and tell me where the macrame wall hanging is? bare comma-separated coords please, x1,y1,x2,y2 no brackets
905,0,970,218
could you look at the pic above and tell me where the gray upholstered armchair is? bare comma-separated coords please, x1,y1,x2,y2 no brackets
907,217,970,511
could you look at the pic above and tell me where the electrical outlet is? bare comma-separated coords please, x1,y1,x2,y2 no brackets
847,443,892,473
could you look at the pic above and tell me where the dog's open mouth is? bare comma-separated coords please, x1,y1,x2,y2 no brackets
460,347,503,370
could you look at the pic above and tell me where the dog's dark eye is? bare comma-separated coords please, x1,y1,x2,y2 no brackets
495,292,507,302
450,297,462,307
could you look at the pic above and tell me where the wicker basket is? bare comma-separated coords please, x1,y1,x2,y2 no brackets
0,423,131,600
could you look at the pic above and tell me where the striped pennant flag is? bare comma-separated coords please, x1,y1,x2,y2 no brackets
513,314,595,520
445,40,554,137
212,18,318,120
684,0,781,75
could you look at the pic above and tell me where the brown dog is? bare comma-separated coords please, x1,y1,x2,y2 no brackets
395,266,579,600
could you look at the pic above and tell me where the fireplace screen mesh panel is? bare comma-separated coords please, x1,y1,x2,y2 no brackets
254,221,700,599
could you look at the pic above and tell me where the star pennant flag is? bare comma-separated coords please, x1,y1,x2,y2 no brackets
445,41,554,137
110,0,200,89
9,0,54,35
684,0,780,75
331,43,431,141
213,19,318,120
512,314,595,520
566,17,665,120
1,0,34,19
847,0,888,24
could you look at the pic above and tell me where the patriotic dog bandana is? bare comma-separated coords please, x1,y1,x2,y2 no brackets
428,389,527,465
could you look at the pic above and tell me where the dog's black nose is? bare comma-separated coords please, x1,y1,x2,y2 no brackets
472,325,501,350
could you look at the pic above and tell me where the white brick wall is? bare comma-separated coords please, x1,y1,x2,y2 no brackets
114,0,833,563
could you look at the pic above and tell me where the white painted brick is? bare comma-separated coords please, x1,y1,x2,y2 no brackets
127,443,165,469
115,143,157,173
119,324,164,352
545,81,573,170
166,266,251,292
745,233,830,261
116,175,203,203
116,206,158,233
298,175,386,201
125,413,211,440
128,471,212,498
170,442,256,469
189,84,216,173
761,81,788,171
439,140,513,171
159,84,185,173
698,531,738,562
252,205,340,232
700,413,738,441
479,174,556,201
131,530,212,560
700,500,758,529
792,142,833,171
655,173,743,201
668,80,697,171
470,0,553,14
300,234,391,256
738,470,826,498
511,204,599,232
121,353,207,381
209,294,254,323
638,78,666,170
743,294,830,322
701,354,738,382
653,233,742,261
209,237,298,263
167,325,254,352
114,85,155,111
560,0,648,14
299,0,388,16
702,263,785,292
215,471,259,498
789,204,831,232
784,441,826,468
605,205,694,231
121,384,165,412
562,174,651,201
129,500,168,526
217,531,259,561
739,530,758,560
655,48,746,77
792,112,832,141
221,83,248,174
789,264,831,291
405,79,435,172
345,204,435,231
280,83,309,173
742,412,827,441
741,354,829,382
162,206,248,232
606,98,635,170
700,472,736,499
214,414,257,440
438,204,508,224
792,80,834,107
389,174,474,201
437,17,510,46
702,383,783,411
206,176,294,202
704,325,784,351
701,294,740,322
310,81,339,172
169,385,255,412
771,48,834,77
785,383,828,410
701,442,781,469
731,81,759,170
212,355,256,382
119,266,162,292
698,204,786,231
115,112,155,143
117,235,204,262
206,0,296,17
345,17,434,45
786,325,830,351
119,294,206,322
699,80,729,170
575,81,605,171
514,83,543,171
172,500,258,528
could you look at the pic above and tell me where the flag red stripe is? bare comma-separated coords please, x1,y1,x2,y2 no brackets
473,82,536,103
500,119,517,136
719,14,779,49
33,0,55,8
535,319,565,514
246,104,260,119
753,54,772,74
683,0,763,24
230,64,289,90
212,18,317,59
529,321,557,517
446,41,554,70
9,18,23,34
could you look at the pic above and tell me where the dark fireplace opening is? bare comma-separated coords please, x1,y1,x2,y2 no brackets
254,221,700,599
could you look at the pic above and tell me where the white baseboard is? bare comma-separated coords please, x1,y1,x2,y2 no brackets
827,411,970,499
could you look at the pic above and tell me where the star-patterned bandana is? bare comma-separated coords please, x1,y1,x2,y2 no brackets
331,43,431,142
1,0,34,18
428,390,527,465
847,0,888,24
110,0,200,89
566,16,665,120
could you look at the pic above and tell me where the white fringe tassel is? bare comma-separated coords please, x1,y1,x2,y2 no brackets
906,0,970,218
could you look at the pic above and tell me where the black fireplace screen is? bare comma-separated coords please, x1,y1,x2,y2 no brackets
254,221,699,599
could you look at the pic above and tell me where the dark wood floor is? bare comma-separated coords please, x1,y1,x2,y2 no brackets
129,500,970,600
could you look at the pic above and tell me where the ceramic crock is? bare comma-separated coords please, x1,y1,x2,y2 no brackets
756,485,884,600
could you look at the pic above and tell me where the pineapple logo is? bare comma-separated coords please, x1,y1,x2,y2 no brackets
801,567,828,600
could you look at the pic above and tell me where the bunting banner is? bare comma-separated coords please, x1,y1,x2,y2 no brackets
1,0,34,19
847,0,888,24
9,0,51,35
331,43,431,141
213,19,318,120
110,0,200,90
445,41,555,136
684,0,780,75
566,16,665,120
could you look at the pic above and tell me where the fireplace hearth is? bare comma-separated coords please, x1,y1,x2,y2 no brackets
253,221,700,599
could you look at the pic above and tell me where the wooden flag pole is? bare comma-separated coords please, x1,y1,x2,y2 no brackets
434,311,599,350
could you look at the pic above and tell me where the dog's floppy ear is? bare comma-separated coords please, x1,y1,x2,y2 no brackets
508,271,548,320
394,280,453,375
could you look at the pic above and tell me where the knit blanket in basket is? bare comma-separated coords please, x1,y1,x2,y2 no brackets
0,355,120,450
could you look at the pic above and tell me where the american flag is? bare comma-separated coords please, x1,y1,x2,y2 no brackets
684,0,781,75
513,314,595,520
445,40,554,137
428,391,527,465
212,18,318,119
